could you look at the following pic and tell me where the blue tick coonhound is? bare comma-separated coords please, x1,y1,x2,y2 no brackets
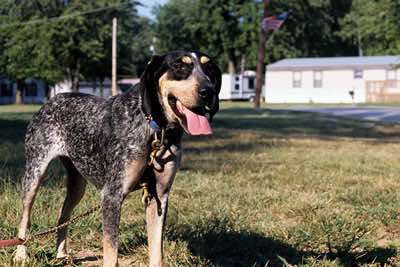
14,51,221,267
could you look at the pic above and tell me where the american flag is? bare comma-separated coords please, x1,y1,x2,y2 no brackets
262,12,288,32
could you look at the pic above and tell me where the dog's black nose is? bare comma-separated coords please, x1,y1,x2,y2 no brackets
198,88,209,99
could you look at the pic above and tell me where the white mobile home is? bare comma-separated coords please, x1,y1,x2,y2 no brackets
265,56,400,103
51,78,139,98
220,71,260,100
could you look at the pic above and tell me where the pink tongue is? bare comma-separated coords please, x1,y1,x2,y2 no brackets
176,101,212,135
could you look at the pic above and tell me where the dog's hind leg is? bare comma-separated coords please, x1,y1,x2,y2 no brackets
14,156,52,264
55,157,87,259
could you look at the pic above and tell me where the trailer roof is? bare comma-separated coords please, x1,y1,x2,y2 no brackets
267,56,400,71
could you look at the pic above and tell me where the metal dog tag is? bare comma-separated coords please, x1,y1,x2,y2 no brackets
149,120,160,132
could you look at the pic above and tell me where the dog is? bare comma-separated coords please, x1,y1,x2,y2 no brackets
13,50,221,267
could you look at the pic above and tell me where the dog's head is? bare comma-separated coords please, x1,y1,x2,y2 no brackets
140,51,221,135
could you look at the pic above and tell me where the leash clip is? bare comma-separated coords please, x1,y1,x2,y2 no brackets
148,129,165,166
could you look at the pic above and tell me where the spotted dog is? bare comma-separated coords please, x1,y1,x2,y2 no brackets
14,51,221,267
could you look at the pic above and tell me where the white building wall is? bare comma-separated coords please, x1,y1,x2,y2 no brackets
50,79,115,98
364,69,387,81
266,71,309,103
265,68,393,104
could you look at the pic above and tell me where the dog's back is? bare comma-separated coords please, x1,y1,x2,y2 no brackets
24,89,149,187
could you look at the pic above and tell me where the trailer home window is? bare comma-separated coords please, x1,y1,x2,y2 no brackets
248,77,255,90
354,69,363,79
313,71,322,88
293,72,302,88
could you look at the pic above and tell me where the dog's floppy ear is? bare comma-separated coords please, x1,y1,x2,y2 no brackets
140,54,167,124
206,61,222,121
140,55,166,87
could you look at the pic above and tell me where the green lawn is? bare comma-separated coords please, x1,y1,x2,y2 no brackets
1,103,400,266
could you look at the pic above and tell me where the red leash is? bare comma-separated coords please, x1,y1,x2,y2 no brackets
0,238,25,248
0,204,101,249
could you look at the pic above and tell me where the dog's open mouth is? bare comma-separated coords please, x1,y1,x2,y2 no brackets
168,96,212,135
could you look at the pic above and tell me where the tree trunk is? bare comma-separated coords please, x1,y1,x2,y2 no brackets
254,0,270,109
100,79,104,98
70,62,80,92
15,80,24,105
71,72,80,92
44,82,50,101
240,56,246,75
228,60,236,74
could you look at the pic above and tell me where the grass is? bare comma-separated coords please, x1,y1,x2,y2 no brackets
1,102,400,266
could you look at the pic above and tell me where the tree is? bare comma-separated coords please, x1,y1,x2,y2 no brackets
0,1,9,78
119,15,154,78
154,0,262,74
2,0,63,103
154,0,200,52
261,0,355,64
1,0,147,103
49,0,137,92
254,0,269,109
340,0,400,56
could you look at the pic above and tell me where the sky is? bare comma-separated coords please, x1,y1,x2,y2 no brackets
137,0,168,19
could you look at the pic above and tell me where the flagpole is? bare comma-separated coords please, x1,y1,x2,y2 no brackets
265,27,278,44
254,0,270,109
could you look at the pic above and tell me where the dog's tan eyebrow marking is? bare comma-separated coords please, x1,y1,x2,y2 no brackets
200,56,210,64
181,56,192,64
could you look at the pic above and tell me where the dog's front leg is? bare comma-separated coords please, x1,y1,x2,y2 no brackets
101,185,123,267
146,145,181,267
146,191,169,267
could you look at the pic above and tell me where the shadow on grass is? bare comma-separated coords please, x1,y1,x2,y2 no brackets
209,107,400,140
0,118,27,181
16,220,397,267
183,137,287,155
0,118,29,144
167,219,397,267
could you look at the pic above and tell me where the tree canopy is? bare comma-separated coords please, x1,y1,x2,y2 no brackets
0,0,153,103
0,0,399,103
340,0,400,56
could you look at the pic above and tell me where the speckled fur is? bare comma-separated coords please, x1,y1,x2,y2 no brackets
25,90,150,190
15,50,221,267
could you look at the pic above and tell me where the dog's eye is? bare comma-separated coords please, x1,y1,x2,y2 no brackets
173,62,187,71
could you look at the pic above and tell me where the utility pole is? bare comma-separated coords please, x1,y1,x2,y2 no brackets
112,17,118,96
254,0,270,109
357,26,363,57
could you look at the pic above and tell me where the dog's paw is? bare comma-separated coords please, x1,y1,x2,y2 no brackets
56,250,69,259
13,245,29,266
